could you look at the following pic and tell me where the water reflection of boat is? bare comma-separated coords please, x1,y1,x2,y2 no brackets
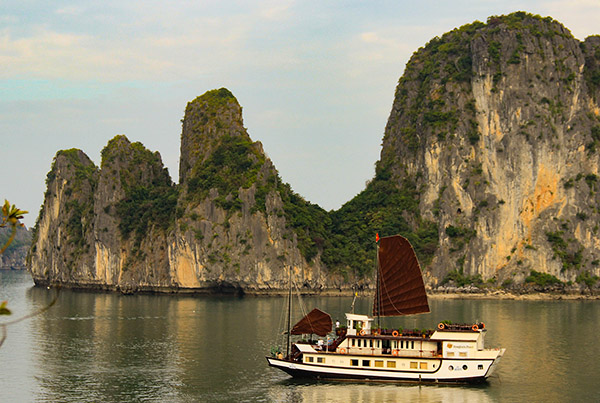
269,381,494,403
267,235,505,383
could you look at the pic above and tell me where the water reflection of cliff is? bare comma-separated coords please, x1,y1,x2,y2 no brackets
25,286,292,401
27,287,184,401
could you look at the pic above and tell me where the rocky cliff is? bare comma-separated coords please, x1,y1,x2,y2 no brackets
29,89,338,293
378,12,600,289
29,13,600,293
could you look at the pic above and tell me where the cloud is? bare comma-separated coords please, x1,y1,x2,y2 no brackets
0,19,251,83
258,0,294,20
54,6,83,16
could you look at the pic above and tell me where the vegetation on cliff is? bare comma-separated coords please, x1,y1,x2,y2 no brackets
101,136,178,243
322,164,438,278
186,134,265,210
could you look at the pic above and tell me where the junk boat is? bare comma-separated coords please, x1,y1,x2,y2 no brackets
266,234,505,383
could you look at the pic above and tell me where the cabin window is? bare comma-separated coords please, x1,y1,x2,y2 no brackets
410,362,418,369
351,339,355,347
447,352,455,357
478,364,484,370
317,357,324,363
400,340,404,349
369,340,373,348
387,361,396,368
350,359,359,366
392,341,397,349
411,341,415,349
374,360,384,368
362,360,370,367
459,352,467,357
306,356,313,363
420,362,428,369
462,365,468,370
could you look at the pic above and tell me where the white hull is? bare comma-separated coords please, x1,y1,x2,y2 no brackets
267,350,504,383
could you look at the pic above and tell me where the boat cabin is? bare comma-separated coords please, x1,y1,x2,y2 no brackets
344,313,373,336
430,329,485,358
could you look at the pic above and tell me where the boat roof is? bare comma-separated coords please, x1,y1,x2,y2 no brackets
430,331,480,341
345,313,372,321
295,344,318,353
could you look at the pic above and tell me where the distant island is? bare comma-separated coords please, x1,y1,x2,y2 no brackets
27,12,600,296
0,226,31,270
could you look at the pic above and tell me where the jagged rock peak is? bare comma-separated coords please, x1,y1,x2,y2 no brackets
30,148,98,282
381,11,581,175
100,134,172,189
179,88,246,184
44,148,99,201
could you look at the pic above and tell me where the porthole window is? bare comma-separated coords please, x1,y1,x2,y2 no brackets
462,365,468,370
448,365,454,371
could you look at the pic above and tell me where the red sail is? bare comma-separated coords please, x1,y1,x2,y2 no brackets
291,308,332,337
373,235,430,317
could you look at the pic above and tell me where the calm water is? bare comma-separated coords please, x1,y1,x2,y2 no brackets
0,270,598,402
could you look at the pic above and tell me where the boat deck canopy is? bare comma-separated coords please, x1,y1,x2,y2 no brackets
295,344,318,353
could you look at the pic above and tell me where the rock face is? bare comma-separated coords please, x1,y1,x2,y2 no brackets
29,13,600,292
29,89,336,293
29,149,98,282
379,12,600,286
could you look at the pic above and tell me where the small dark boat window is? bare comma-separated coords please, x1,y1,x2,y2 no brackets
362,360,370,367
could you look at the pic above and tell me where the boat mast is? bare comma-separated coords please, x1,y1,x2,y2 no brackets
286,265,292,358
375,237,381,329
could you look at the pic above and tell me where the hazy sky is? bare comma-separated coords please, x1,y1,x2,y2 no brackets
2,1,599,227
